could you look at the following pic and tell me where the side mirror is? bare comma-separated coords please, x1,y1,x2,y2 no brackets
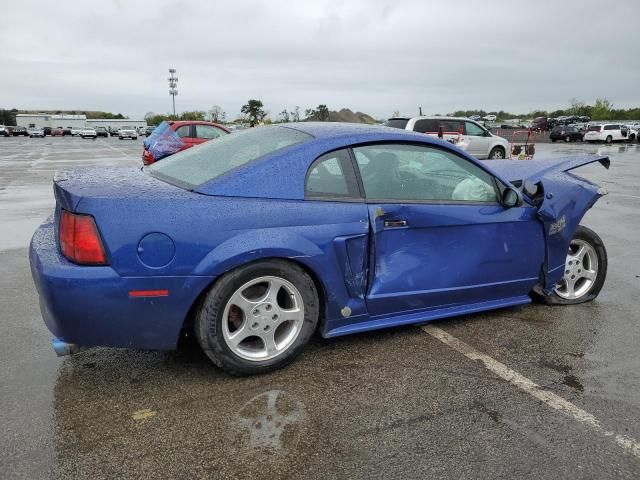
502,187,521,208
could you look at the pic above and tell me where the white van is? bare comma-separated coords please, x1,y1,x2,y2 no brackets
384,116,510,159
583,124,628,143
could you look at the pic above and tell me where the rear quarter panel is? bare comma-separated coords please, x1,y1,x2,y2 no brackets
76,195,370,325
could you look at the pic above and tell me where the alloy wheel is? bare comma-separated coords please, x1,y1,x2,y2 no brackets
554,239,598,300
222,276,305,361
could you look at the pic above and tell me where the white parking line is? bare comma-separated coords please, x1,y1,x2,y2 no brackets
422,325,640,458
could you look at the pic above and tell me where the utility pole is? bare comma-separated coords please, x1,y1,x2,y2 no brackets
168,69,178,118
419,106,423,116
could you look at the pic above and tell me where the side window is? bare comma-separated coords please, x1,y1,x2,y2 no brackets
465,121,485,136
196,124,224,139
413,119,437,133
175,125,191,138
305,150,359,199
353,144,498,203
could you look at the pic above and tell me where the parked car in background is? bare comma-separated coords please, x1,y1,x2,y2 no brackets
51,127,65,136
137,126,147,136
384,116,509,159
483,114,497,122
550,125,583,142
109,127,120,137
80,127,97,139
531,117,550,132
0,125,9,137
30,123,611,375
583,124,628,143
12,126,29,136
43,127,52,136
145,125,156,136
28,128,45,138
94,126,108,137
118,126,138,140
142,120,230,164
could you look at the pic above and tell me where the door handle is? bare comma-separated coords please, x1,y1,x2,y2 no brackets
383,219,408,228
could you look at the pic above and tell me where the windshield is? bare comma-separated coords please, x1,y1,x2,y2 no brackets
384,119,409,129
148,126,312,189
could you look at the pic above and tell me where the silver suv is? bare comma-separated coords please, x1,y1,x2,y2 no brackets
385,116,510,159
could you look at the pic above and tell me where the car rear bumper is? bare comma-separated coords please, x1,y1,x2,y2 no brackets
29,219,214,351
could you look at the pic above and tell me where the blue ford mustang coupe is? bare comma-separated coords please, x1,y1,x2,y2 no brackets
30,123,610,374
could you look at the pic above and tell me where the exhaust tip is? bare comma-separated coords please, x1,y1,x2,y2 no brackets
51,338,77,357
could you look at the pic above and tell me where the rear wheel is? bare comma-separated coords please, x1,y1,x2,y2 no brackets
605,135,613,144
195,260,319,375
488,146,505,159
538,225,607,305
565,135,571,142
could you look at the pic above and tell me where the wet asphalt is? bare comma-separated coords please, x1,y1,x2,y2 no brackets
0,136,639,479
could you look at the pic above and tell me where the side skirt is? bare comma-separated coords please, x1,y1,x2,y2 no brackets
324,295,531,338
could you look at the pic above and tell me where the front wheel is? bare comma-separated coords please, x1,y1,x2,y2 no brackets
539,225,607,305
605,135,613,144
487,146,505,159
195,260,319,375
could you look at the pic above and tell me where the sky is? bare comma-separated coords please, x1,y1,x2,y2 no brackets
2,0,639,120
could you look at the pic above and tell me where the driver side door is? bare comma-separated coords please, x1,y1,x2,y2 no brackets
353,143,545,317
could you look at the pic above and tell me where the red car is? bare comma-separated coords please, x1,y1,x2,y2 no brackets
51,127,65,136
142,121,229,165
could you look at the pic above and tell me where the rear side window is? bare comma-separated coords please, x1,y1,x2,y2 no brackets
305,149,360,199
176,125,191,138
588,125,602,132
148,126,312,189
413,119,437,133
384,119,409,129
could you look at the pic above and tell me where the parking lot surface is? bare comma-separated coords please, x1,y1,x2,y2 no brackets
1,136,639,479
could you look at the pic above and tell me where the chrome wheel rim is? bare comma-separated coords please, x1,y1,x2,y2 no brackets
554,239,598,300
222,276,305,361
491,149,504,159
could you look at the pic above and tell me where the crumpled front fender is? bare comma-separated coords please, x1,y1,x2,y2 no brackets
538,171,606,290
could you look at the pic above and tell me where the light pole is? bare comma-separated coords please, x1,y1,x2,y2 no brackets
168,68,178,117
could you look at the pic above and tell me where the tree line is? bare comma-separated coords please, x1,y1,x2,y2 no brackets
448,98,640,122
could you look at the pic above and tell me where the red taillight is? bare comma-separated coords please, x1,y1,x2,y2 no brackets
142,149,155,165
59,210,108,265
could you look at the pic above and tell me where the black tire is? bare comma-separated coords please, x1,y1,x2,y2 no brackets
487,146,505,159
535,225,607,305
195,259,319,375
565,136,571,143
118,136,123,140
605,135,613,144
551,138,557,142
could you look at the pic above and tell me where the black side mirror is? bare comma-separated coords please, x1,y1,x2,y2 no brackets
502,187,521,208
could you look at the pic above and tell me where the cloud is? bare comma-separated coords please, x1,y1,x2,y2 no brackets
2,0,639,119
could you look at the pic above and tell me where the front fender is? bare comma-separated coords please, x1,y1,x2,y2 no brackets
538,171,605,290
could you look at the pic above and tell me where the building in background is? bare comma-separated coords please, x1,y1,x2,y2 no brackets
16,114,146,130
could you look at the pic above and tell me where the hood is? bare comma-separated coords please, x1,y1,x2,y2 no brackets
484,155,610,184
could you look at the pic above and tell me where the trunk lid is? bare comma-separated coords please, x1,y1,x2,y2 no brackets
53,166,193,212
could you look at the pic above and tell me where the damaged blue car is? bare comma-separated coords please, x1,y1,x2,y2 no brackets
30,123,610,375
